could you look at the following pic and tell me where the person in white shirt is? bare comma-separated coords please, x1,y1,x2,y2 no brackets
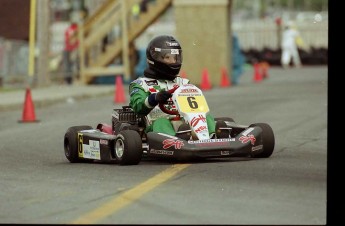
281,21,302,68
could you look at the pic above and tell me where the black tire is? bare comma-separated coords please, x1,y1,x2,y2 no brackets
64,125,93,163
114,130,143,165
249,123,275,158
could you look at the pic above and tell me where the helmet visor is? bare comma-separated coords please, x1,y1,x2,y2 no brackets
150,48,182,65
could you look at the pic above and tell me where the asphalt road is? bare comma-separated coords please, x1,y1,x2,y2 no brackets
0,66,327,224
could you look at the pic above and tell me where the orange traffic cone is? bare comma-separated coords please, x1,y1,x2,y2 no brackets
18,87,39,123
220,67,231,87
114,76,126,103
180,70,188,79
253,63,262,83
200,68,212,90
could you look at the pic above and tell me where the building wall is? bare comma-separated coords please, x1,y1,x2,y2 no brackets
173,0,232,87
0,0,30,40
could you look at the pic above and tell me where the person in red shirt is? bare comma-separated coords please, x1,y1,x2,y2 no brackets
63,23,78,84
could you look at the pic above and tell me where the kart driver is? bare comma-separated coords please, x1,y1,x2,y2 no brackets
129,35,228,140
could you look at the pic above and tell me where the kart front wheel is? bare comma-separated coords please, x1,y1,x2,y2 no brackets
64,125,93,163
114,130,143,165
249,123,275,158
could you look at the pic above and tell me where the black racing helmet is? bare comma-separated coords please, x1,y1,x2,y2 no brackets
146,35,183,80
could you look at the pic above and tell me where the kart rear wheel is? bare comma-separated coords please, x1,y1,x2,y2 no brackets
115,130,143,165
64,125,93,163
249,123,275,158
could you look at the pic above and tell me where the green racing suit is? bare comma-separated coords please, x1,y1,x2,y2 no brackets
129,76,216,136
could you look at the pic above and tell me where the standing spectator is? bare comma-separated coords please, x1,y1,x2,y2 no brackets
63,4,88,84
232,34,246,85
63,22,78,84
281,21,303,68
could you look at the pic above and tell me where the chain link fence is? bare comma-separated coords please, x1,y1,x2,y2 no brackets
0,36,68,88
0,37,29,87
233,19,328,50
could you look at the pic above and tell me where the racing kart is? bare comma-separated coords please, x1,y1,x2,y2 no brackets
63,84,275,165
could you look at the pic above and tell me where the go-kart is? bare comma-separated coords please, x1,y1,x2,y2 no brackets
63,84,275,165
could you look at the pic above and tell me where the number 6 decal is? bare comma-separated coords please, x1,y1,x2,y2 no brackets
176,94,209,113
187,96,198,109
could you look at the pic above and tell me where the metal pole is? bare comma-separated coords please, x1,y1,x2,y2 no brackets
227,0,233,83
28,0,37,78
121,0,130,82
78,21,86,84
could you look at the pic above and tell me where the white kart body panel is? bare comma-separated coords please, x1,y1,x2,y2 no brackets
172,84,211,140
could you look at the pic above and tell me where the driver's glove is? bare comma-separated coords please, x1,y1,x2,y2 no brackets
148,90,172,106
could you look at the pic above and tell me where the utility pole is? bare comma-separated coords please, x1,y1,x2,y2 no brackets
121,0,130,82
35,0,50,87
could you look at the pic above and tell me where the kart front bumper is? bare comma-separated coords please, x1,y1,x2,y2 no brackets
146,126,264,159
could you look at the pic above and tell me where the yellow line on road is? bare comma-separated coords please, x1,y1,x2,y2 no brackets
70,164,190,224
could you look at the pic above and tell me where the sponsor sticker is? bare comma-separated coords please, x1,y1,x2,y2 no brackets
162,139,184,149
145,80,158,86
130,88,140,96
239,134,256,145
180,89,198,93
132,79,143,86
82,140,101,160
188,138,235,144
193,142,229,147
188,138,234,147
195,125,207,133
252,145,263,152
176,95,209,113
150,149,174,155
171,49,179,54
100,139,108,145
166,41,179,47
190,115,207,127
221,151,230,155
78,133,83,156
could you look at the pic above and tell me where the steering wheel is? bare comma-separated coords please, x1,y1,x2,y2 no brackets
159,85,179,115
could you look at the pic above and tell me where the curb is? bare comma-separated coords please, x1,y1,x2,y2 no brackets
0,88,116,112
